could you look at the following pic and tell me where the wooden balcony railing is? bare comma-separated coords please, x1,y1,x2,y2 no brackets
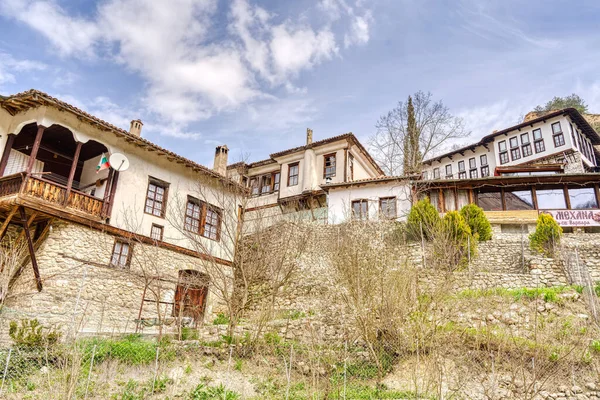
0,173,107,219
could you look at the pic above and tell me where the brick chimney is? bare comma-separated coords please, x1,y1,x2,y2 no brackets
213,145,229,176
306,128,313,145
129,119,143,136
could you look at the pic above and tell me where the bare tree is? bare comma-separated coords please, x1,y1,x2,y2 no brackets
370,91,469,175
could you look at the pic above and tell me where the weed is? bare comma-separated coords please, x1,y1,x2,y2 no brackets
234,359,243,371
188,383,240,399
213,313,230,325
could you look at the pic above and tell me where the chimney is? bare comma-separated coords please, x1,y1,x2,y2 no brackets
213,145,229,176
306,128,313,145
129,119,143,136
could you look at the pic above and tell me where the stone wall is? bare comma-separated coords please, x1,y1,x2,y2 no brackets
1,221,231,341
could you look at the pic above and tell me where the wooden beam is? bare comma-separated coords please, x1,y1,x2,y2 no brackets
16,212,38,243
0,134,16,176
18,207,42,292
439,188,445,213
25,125,45,175
0,206,18,242
106,170,119,219
468,189,474,205
63,142,82,206
531,187,539,210
594,184,600,208
500,188,506,211
564,184,571,209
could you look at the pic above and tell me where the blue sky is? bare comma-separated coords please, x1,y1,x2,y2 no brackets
1,0,600,167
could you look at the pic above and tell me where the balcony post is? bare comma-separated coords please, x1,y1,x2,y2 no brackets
63,142,82,206
25,125,46,176
0,134,16,176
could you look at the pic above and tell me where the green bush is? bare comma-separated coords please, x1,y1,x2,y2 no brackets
529,213,562,256
440,211,476,269
9,319,60,349
406,198,440,240
459,203,492,241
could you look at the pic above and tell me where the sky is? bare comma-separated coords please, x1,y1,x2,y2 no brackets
1,0,600,168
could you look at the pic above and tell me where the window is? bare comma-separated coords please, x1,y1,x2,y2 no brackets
324,153,336,179
536,188,567,209
348,153,354,181
145,178,168,217
458,160,465,172
469,168,478,179
508,137,520,160
469,157,476,169
459,171,466,179
203,207,221,240
481,165,490,177
351,199,368,220
422,171,428,180
445,164,453,178
504,190,534,210
533,129,545,153
477,191,502,211
498,141,508,164
379,197,397,219
273,172,280,191
520,133,532,157
569,188,598,209
184,197,222,241
552,122,565,147
110,240,131,268
480,154,488,166
250,178,259,195
261,175,272,194
151,224,163,241
433,168,440,179
288,163,299,186
510,147,521,161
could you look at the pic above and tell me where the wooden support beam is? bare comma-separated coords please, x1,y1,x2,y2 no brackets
18,207,42,292
0,134,16,176
468,189,474,205
564,184,571,209
0,206,18,242
594,184,600,208
439,188,445,213
16,212,38,244
25,125,45,175
106,170,120,219
501,188,506,211
531,187,539,210
64,142,82,206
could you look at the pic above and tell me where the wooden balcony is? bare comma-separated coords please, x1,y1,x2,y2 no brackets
0,173,108,221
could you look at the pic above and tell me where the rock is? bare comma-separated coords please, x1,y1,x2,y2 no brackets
585,382,596,391
571,385,582,394
576,314,589,320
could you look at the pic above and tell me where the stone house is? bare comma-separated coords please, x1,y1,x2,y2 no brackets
0,90,243,336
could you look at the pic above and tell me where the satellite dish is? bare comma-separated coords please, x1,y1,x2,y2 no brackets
109,153,130,172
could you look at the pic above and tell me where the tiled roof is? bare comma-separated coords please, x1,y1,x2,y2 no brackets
321,175,415,190
0,89,243,189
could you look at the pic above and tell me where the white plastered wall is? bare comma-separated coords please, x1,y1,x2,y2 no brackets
327,181,413,224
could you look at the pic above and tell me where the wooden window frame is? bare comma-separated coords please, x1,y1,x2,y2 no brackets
379,197,397,219
480,154,488,166
445,164,452,178
323,153,337,179
510,147,521,161
498,140,508,164
533,128,545,153
552,123,565,148
481,165,490,177
458,171,467,179
433,168,440,179
144,177,169,218
184,197,222,241
288,162,299,186
351,199,369,220
109,239,132,269
458,160,465,172
150,224,164,242
469,168,478,179
273,171,281,191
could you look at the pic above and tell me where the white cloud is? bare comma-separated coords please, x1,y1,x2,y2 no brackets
0,52,46,86
344,11,372,48
0,0,99,58
0,0,373,131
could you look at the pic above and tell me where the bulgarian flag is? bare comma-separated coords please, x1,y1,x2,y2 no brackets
96,153,110,173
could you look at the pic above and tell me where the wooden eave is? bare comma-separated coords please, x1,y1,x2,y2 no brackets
415,173,600,190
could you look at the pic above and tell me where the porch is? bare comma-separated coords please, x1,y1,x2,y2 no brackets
0,122,118,222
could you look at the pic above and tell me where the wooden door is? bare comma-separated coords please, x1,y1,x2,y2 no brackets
173,270,208,323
